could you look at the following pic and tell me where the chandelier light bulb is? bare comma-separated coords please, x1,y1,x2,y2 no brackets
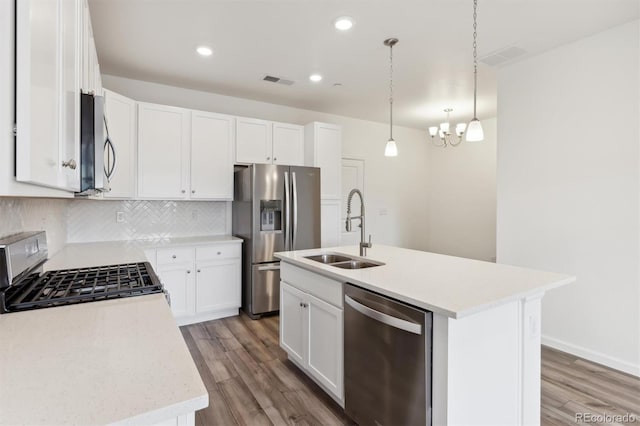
440,122,450,134
428,127,438,137
456,123,467,136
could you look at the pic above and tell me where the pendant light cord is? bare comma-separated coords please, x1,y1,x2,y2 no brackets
389,42,394,140
472,0,478,119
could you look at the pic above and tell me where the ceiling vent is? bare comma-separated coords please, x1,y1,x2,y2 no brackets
262,74,295,86
480,46,527,67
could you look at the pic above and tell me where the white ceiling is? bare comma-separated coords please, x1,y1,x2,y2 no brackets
89,0,639,129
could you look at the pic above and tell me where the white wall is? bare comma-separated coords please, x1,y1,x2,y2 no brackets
497,20,640,375
427,117,497,262
102,75,431,250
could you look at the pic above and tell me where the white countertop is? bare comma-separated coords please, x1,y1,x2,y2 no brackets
0,294,208,425
1,237,220,425
44,235,241,271
276,245,575,319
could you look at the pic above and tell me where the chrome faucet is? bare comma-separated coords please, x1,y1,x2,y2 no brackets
345,188,372,256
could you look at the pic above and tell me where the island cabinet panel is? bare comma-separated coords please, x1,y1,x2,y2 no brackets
152,243,242,326
280,282,307,366
306,292,343,400
280,264,344,405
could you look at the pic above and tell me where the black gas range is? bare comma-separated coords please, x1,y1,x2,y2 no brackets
0,232,165,313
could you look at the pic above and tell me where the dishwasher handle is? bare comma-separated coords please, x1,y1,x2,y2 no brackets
345,295,422,335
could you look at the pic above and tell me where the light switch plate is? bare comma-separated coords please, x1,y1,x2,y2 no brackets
116,211,125,223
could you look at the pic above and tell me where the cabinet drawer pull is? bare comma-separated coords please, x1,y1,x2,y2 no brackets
172,255,177,259
181,189,186,194
266,157,271,161
187,270,191,274
192,190,195,194
274,157,277,161
197,269,201,273
217,251,221,255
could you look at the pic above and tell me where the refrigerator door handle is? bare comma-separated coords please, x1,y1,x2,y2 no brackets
284,171,291,251
292,171,298,249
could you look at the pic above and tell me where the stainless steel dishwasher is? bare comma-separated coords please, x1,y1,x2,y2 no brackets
344,283,433,426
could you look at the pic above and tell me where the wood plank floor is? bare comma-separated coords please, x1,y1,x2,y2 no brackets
182,313,640,426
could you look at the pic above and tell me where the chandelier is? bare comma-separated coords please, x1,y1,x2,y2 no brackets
428,109,466,147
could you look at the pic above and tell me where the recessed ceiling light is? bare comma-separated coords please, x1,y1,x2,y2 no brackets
309,74,323,82
196,46,213,57
334,16,354,31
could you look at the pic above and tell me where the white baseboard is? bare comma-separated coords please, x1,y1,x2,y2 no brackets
542,334,640,377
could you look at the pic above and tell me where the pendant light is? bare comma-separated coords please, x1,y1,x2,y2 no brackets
466,0,484,142
384,38,399,157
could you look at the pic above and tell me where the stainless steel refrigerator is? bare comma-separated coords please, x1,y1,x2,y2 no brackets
233,164,321,319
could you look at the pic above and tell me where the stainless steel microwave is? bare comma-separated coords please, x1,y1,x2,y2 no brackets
79,93,109,195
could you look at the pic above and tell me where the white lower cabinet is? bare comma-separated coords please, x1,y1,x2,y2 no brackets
195,260,241,313
157,265,194,318
151,243,241,325
280,280,344,404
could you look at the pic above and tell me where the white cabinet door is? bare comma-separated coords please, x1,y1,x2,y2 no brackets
137,103,190,199
236,117,272,164
306,292,343,401
191,111,234,200
280,281,307,366
103,90,136,198
321,200,341,248
272,122,304,166
315,124,342,199
15,0,81,192
158,265,195,318
195,260,240,313
58,0,81,191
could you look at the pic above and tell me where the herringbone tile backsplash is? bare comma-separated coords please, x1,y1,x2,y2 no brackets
67,200,228,243
0,197,68,255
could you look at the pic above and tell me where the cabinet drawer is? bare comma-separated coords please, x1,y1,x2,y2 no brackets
281,262,343,308
196,244,241,262
157,247,194,265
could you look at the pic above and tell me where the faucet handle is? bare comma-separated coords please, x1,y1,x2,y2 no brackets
363,234,372,249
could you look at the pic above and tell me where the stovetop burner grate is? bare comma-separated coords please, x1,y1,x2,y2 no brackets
1,262,163,313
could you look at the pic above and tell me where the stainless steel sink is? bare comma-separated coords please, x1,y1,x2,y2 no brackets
304,253,384,269
331,260,383,269
305,254,352,264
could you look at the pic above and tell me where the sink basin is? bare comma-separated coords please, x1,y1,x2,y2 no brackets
304,253,384,270
305,254,352,264
331,260,384,269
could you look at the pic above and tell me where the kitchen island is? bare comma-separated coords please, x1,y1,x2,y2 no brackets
275,245,575,426
0,241,208,425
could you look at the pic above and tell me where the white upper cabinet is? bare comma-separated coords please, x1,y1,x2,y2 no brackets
236,118,305,166
305,122,342,199
102,89,136,199
15,0,82,192
272,122,304,166
137,102,190,199
190,111,234,200
236,117,273,164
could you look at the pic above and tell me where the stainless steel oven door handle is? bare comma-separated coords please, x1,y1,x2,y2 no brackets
345,295,422,335
257,264,281,271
